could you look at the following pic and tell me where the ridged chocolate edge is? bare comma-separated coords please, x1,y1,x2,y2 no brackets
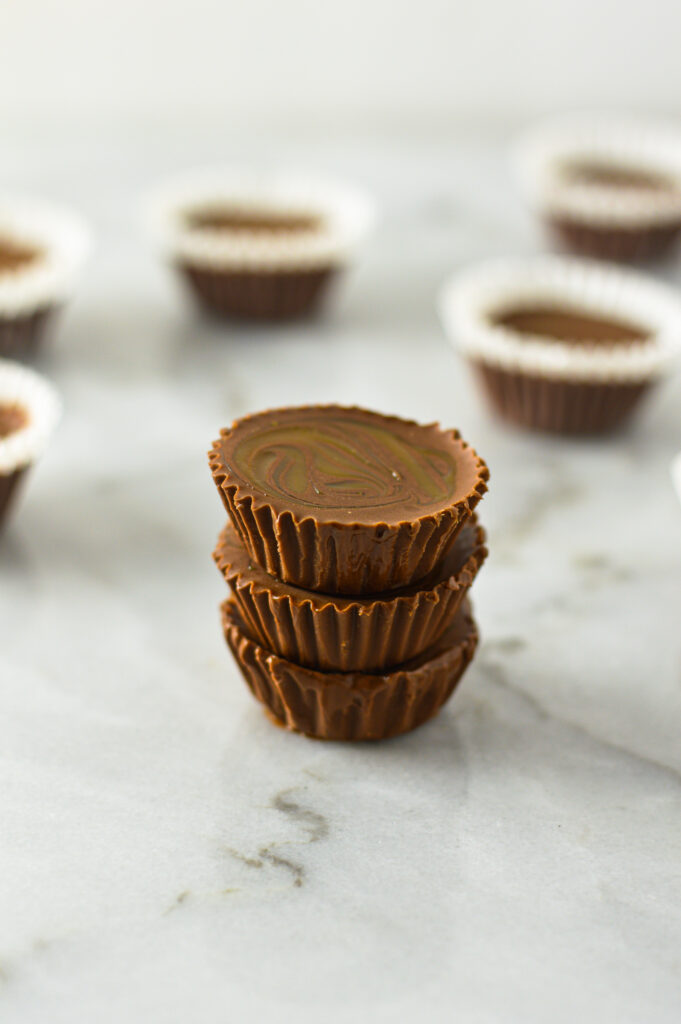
547,216,681,263
0,307,58,361
0,468,28,532
213,520,487,672
222,599,479,741
178,264,337,321
472,360,652,435
208,409,490,594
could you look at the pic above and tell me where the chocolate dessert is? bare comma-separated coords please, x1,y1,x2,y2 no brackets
222,599,478,741
490,305,649,345
185,208,323,235
209,405,489,594
214,516,487,672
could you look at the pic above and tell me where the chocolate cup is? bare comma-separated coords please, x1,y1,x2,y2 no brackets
178,263,337,321
472,360,651,435
0,307,59,361
548,216,681,263
209,405,489,595
222,599,478,741
0,467,28,532
214,517,487,672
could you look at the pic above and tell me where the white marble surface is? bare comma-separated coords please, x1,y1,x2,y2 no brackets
2,124,681,1023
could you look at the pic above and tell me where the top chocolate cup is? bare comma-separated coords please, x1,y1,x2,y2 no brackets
208,404,489,595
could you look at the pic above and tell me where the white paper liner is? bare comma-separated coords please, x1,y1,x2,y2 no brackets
0,360,61,473
515,115,681,227
672,453,681,507
145,168,376,271
439,256,681,383
0,196,91,317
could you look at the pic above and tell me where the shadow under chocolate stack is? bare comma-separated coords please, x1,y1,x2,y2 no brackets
209,405,490,741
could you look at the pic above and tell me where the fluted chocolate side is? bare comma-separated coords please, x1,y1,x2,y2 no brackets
0,468,27,531
179,264,337,321
548,216,681,263
472,361,651,435
0,307,58,360
214,518,487,672
222,599,478,741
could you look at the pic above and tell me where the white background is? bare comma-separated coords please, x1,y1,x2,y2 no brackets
1,0,679,125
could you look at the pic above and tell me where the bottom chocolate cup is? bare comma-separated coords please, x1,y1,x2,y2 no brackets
548,216,681,263
222,599,478,741
0,307,59,360
0,467,28,532
472,361,651,435
178,263,337,321
214,516,486,672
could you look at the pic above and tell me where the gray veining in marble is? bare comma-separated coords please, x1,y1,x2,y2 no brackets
1,123,681,1023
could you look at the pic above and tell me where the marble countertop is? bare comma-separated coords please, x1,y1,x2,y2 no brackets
2,124,681,1023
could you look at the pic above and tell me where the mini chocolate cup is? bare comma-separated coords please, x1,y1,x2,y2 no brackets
0,306,59,361
472,360,652,435
0,467,28,532
548,216,681,263
179,263,337,321
209,405,489,595
222,599,478,741
214,517,487,672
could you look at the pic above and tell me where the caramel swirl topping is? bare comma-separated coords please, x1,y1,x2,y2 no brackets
221,408,466,520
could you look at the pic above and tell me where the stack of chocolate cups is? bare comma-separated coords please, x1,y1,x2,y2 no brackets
209,405,490,741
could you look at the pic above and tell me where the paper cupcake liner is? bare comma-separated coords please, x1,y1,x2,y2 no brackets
516,115,681,232
0,196,90,318
0,306,60,361
546,217,681,263
209,406,489,595
222,599,478,741
0,360,61,473
181,264,338,321
146,167,375,273
441,256,681,382
213,516,487,672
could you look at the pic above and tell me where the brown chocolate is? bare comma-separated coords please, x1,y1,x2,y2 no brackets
548,216,681,263
180,264,336,321
214,516,487,672
473,361,651,435
0,402,28,438
209,405,489,594
558,160,678,192
185,208,323,235
491,305,648,345
0,307,59,361
0,467,28,532
0,237,41,274
222,598,478,741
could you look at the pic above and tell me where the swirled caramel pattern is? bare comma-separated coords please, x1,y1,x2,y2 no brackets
227,411,459,514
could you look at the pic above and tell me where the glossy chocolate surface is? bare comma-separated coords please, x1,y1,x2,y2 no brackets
491,305,649,345
214,405,480,525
